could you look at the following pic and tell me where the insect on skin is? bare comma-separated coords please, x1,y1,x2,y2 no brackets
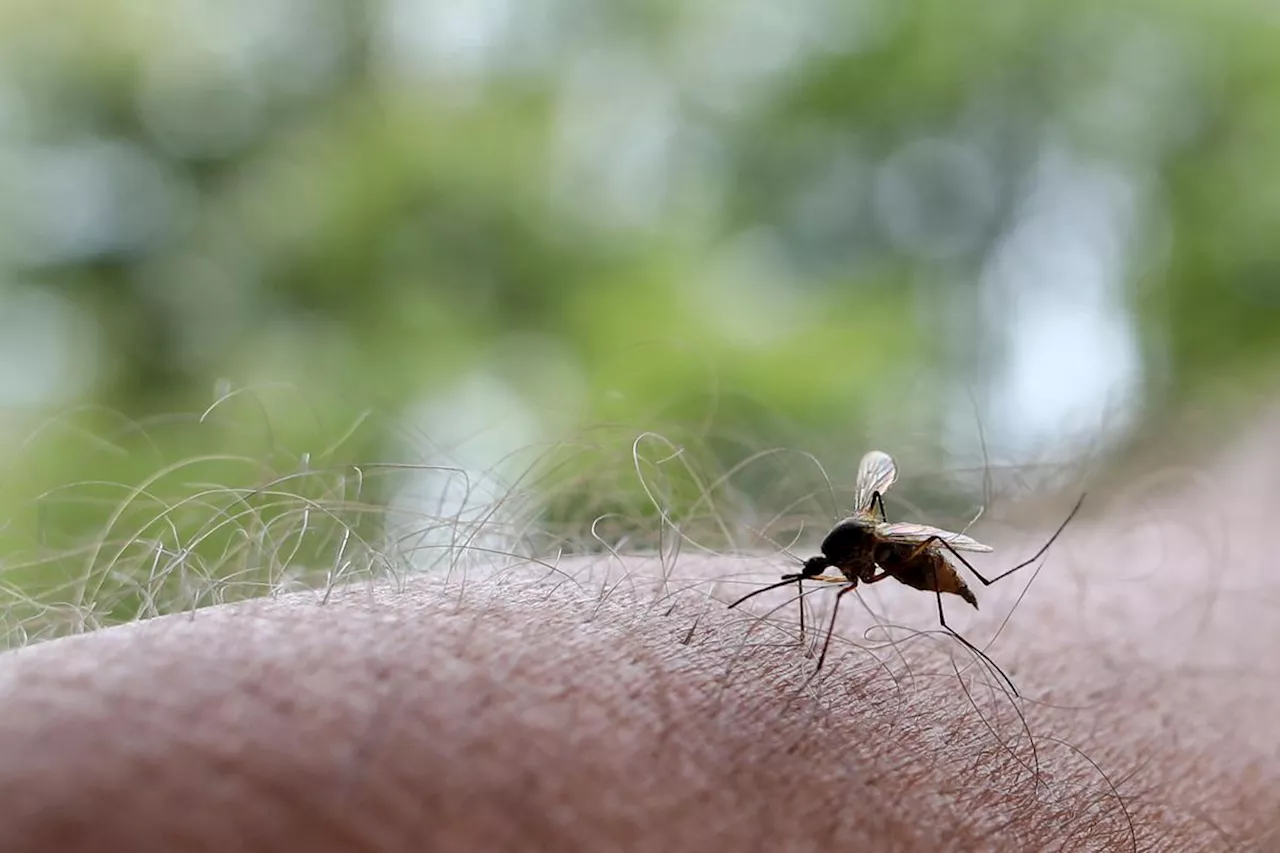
728,450,1085,696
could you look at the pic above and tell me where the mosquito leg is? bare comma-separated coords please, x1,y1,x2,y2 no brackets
813,582,858,673
797,576,806,650
795,575,854,654
796,576,851,655
803,568,904,673
904,536,1008,588
728,571,839,656
927,564,1020,698
905,493,1086,587
730,573,869,664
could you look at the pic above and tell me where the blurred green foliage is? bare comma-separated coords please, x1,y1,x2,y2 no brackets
1,0,1279,633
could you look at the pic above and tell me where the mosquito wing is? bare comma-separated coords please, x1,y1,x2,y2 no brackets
873,521,994,552
853,450,898,516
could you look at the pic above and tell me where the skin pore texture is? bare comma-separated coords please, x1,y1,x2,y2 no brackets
2,413,1280,852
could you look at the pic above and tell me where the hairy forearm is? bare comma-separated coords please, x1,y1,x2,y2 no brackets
0,527,1275,853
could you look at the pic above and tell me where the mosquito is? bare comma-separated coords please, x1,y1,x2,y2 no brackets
729,450,898,645
728,450,1085,696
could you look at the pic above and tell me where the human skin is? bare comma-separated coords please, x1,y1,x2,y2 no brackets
1,420,1279,851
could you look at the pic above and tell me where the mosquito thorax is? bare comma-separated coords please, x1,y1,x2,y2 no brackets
820,517,877,561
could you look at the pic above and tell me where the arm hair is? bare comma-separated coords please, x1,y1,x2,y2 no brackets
5,410,1280,852
0,537,1275,851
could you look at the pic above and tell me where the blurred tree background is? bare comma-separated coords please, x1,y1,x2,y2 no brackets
0,0,1277,638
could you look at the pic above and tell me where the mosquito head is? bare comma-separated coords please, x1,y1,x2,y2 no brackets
800,555,831,577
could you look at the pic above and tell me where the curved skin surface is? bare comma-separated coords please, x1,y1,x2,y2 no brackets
2,415,1280,851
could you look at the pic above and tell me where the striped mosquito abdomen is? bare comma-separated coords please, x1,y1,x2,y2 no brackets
874,541,978,609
